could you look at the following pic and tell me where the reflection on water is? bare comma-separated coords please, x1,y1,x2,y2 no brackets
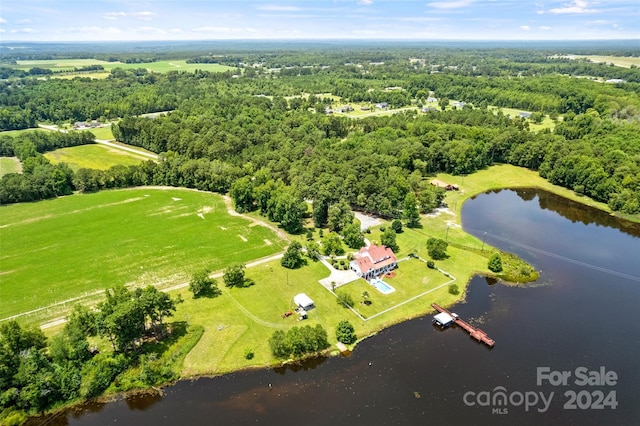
38,188,640,426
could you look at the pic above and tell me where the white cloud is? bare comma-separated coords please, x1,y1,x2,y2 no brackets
537,10,544,15
103,11,154,21
256,5,302,12
0,29,5,33
549,1,597,14
540,26,552,30
104,12,126,20
0,17,7,24
192,26,254,34
131,12,155,21
17,19,32,24
520,25,530,30
428,0,476,10
358,0,374,5
11,28,36,33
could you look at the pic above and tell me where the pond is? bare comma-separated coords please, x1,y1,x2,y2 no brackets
39,188,640,425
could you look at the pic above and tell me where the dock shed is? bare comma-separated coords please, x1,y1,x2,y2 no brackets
294,293,315,310
433,312,455,327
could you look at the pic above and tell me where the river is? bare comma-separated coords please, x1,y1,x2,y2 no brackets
40,188,640,425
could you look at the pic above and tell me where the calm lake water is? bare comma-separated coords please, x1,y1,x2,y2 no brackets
40,188,640,426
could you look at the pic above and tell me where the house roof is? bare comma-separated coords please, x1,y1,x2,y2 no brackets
353,244,397,274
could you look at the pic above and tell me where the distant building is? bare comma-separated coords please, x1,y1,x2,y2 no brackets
375,102,389,109
421,107,438,113
519,112,532,119
350,244,397,280
430,179,459,191
340,105,354,113
453,101,466,108
605,78,625,84
426,97,438,103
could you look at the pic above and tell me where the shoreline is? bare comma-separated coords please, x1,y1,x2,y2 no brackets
24,164,637,423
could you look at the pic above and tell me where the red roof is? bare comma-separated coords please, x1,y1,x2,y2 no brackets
354,244,396,274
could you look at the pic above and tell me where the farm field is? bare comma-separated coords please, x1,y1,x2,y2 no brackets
44,144,149,170
13,59,237,77
0,128,43,138
488,106,558,131
0,157,21,177
83,125,115,140
574,55,640,68
0,188,287,321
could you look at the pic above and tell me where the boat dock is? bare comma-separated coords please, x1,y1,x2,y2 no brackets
431,303,495,348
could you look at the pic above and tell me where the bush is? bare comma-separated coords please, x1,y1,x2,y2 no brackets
488,253,503,273
244,348,254,360
427,238,448,260
427,260,435,269
448,284,460,295
336,320,357,344
391,219,403,233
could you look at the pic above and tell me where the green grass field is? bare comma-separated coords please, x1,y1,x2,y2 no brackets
83,126,115,140
0,128,43,138
574,55,640,69
44,144,148,170
12,59,237,77
0,157,21,177
0,188,287,320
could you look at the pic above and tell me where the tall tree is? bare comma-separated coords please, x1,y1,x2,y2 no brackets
403,192,420,228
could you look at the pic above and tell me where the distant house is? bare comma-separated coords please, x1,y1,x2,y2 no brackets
350,244,397,280
605,78,625,84
431,179,459,191
361,106,371,111
421,107,438,113
340,105,354,113
519,112,532,119
426,97,438,103
375,102,389,109
453,101,466,108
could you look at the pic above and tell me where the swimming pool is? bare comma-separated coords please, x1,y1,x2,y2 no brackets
370,278,396,295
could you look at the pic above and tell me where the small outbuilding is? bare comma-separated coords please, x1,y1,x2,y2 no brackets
433,312,455,327
294,293,315,310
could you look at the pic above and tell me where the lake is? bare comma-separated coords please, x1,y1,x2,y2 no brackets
39,188,640,425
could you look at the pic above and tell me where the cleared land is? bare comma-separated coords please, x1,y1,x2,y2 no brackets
0,157,21,177
0,188,287,321
574,55,640,69
12,59,237,78
44,144,149,170
0,128,43,138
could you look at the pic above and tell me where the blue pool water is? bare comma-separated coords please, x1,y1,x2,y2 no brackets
370,278,395,294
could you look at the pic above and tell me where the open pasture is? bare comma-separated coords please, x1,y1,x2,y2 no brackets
44,144,148,170
0,157,21,177
0,188,286,320
13,59,237,76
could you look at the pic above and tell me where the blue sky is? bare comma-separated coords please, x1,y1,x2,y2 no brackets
0,1,638,42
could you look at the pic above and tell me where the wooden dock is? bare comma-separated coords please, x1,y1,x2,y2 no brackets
432,303,495,348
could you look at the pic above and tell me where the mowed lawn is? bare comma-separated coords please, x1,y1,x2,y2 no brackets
44,144,149,170
0,157,21,177
0,188,287,320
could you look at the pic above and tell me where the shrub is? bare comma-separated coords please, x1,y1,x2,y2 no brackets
427,238,448,260
427,260,435,269
244,348,254,360
488,253,503,273
336,320,357,344
448,284,460,295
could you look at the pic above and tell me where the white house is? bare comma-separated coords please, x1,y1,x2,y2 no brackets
294,293,315,310
350,244,397,280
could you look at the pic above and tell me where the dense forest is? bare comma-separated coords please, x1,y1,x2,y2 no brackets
2,46,639,215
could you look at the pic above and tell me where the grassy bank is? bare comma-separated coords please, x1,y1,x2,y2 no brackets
44,144,148,170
